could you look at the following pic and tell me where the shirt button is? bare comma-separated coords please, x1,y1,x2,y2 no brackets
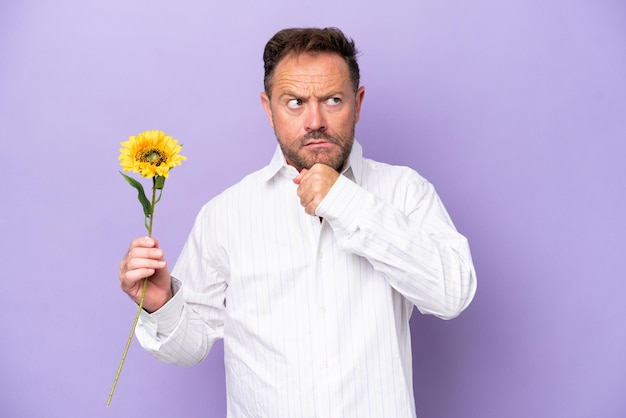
319,305,327,313
321,360,328,369
317,251,323,259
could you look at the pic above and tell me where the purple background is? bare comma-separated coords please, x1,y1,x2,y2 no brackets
1,1,625,417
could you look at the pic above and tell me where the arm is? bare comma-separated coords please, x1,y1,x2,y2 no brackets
310,167,477,319
119,214,226,366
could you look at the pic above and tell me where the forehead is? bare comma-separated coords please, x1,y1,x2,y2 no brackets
271,52,351,94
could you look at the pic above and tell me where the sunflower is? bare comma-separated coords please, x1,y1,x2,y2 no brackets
119,130,186,178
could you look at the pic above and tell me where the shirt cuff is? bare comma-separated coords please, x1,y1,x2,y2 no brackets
316,174,372,233
138,277,184,338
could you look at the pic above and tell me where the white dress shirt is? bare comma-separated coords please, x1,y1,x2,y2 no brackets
136,141,477,418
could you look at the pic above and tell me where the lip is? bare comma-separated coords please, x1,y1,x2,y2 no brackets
303,140,335,148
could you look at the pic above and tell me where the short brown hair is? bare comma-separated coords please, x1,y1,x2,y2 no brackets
263,27,360,97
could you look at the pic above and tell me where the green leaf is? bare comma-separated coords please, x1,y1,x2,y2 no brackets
119,172,153,219
154,188,163,205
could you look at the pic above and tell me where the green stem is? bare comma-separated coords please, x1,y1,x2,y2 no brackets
106,278,147,407
147,177,157,237
107,178,158,407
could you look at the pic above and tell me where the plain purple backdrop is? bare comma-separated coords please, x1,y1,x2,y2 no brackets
1,1,625,417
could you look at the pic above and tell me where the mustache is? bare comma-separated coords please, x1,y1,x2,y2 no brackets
300,130,338,144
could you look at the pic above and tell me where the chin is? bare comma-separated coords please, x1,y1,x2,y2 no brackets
310,157,345,171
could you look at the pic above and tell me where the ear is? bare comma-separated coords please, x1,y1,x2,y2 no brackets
353,86,365,124
260,92,275,129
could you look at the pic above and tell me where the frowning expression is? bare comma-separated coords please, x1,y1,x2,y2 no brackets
261,52,365,172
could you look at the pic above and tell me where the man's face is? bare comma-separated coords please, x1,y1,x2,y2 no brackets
261,52,365,172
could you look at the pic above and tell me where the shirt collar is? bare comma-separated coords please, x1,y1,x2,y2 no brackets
261,140,364,184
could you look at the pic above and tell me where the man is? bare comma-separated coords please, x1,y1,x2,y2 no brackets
119,27,476,418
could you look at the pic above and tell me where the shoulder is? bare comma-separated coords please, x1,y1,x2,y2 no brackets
357,156,440,213
361,156,429,188
199,168,265,210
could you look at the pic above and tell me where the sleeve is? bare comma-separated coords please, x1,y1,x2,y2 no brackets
135,203,227,366
315,170,477,320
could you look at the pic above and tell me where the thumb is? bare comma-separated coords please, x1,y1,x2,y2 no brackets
293,168,308,185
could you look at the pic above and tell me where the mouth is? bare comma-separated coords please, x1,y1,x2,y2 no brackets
303,138,336,148
303,142,337,153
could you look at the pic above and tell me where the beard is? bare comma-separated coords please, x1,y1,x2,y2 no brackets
276,128,355,172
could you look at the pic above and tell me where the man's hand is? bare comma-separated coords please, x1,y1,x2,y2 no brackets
293,163,340,215
119,236,172,313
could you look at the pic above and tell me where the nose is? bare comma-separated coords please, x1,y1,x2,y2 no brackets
304,103,326,132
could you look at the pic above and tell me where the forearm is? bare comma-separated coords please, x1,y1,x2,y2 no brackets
135,278,223,366
317,175,477,319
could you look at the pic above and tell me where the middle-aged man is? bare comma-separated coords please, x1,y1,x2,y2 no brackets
119,27,477,418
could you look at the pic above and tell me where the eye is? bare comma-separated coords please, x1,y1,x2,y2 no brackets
287,98,303,109
326,97,341,106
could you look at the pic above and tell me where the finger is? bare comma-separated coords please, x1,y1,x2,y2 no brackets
119,258,167,290
120,263,164,283
293,168,308,185
124,254,166,272
119,244,165,280
127,246,164,262
128,236,159,251
120,267,154,288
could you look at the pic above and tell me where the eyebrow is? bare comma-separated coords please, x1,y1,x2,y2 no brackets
278,90,346,100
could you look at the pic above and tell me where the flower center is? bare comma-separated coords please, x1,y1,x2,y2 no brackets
136,147,168,166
